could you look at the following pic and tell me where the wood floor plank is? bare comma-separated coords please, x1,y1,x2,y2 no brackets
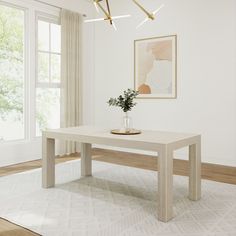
0,218,40,236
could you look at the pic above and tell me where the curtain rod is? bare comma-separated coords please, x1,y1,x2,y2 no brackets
34,0,61,9
34,0,87,17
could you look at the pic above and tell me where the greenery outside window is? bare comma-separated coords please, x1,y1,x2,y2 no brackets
0,4,25,141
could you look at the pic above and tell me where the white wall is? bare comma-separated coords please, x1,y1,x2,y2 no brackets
93,0,236,166
0,0,95,166
1,0,236,167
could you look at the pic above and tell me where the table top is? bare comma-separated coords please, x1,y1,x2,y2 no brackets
44,126,200,146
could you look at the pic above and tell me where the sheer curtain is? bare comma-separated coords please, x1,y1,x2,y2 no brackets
60,9,81,154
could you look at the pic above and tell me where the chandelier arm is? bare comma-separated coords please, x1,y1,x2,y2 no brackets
132,0,153,19
84,18,106,23
112,21,117,31
95,0,110,19
153,4,165,15
93,0,100,13
136,17,148,29
105,0,113,25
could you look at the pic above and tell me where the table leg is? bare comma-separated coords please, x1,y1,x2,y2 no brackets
42,137,55,188
81,143,92,177
158,145,173,222
189,138,201,200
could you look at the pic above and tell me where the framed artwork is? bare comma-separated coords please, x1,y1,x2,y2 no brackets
134,35,177,99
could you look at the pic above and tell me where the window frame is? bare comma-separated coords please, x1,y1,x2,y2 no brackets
0,0,60,144
36,12,61,89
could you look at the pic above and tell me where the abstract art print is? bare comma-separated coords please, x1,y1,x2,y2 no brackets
134,35,177,98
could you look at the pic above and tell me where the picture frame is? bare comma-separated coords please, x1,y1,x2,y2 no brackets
134,35,177,99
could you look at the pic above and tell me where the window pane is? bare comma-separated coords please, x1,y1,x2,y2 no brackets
0,5,24,141
38,52,49,82
36,19,61,137
36,88,60,136
51,54,60,82
38,20,49,51
51,23,61,53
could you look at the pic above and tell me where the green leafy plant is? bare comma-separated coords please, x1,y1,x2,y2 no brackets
0,6,24,122
108,89,139,112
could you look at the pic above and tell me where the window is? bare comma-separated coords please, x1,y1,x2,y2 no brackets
0,4,25,141
36,17,61,136
0,1,60,144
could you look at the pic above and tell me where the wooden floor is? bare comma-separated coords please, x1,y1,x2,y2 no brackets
0,155,77,178
0,218,40,236
0,148,236,235
0,148,236,184
93,149,236,185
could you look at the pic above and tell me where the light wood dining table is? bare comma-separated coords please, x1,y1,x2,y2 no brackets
42,126,201,222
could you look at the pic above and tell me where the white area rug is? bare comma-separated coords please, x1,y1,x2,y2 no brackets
0,160,236,236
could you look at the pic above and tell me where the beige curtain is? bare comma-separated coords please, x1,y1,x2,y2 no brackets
60,9,81,154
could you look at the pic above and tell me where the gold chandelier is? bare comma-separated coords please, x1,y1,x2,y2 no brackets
84,0,164,30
